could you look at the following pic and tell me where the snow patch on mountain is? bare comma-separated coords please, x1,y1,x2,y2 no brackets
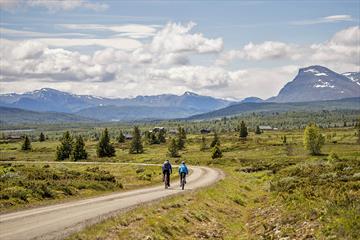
314,79,335,88
304,68,320,74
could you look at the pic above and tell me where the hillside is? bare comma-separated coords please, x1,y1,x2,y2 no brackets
187,97,360,120
0,107,97,125
76,105,201,121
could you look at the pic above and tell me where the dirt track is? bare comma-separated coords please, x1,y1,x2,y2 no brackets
0,162,223,240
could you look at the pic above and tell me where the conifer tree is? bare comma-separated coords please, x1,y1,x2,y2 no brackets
21,135,31,151
239,121,248,139
117,130,125,143
168,138,179,157
72,135,88,161
97,128,115,157
56,131,73,160
39,132,46,142
210,132,220,147
158,128,166,143
150,132,158,144
255,126,261,135
176,126,186,150
200,136,207,151
129,126,143,154
211,143,222,159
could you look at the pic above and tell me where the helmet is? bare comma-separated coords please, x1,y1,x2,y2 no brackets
181,161,185,164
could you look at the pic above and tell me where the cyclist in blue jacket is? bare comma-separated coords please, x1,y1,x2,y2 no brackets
178,161,189,185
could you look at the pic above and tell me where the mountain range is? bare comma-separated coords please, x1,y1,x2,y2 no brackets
0,65,359,123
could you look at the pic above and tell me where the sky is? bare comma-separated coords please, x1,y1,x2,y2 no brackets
0,0,359,100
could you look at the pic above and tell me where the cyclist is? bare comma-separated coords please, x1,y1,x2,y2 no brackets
178,161,189,186
162,160,172,187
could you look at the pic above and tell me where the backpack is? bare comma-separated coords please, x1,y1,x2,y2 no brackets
163,162,171,171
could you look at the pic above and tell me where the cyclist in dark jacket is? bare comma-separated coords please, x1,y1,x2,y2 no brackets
162,160,172,187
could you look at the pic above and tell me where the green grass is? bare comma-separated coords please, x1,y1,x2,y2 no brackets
64,128,359,239
1,127,359,239
0,163,162,213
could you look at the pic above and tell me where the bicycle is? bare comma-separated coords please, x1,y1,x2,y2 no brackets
164,173,169,189
180,172,186,190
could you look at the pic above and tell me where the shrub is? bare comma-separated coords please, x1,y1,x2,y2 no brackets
328,152,339,162
303,123,325,155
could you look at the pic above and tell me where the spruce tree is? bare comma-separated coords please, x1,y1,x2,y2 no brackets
129,126,143,154
176,126,186,150
239,121,248,139
56,131,73,160
117,130,125,143
39,132,46,142
158,128,166,143
255,126,261,135
168,138,179,157
200,136,207,151
211,143,222,159
303,123,325,155
21,135,31,151
150,132,158,144
97,128,115,157
72,136,88,161
210,132,220,147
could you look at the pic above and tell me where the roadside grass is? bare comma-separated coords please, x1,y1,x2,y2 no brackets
68,167,270,240
0,163,162,213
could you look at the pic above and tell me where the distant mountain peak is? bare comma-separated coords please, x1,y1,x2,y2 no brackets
183,91,199,96
270,65,360,102
241,97,264,103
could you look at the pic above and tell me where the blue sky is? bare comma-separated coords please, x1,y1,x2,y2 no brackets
0,0,359,99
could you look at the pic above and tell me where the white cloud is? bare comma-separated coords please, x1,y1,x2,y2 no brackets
150,22,223,54
292,14,354,25
217,41,300,65
0,0,108,12
0,27,92,38
11,40,46,59
1,24,359,100
217,26,359,73
309,26,360,70
5,37,143,50
59,24,159,39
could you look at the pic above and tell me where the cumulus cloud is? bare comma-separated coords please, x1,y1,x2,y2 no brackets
217,41,299,65
150,22,223,54
0,0,108,12
309,26,360,70
1,23,359,100
217,26,359,72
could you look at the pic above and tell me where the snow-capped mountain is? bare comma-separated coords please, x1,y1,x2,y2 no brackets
0,88,232,115
342,72,360,86
270,65,360,102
